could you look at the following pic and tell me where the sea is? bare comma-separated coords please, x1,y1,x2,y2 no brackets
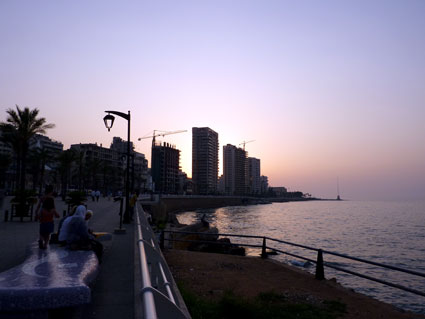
176,200,425,314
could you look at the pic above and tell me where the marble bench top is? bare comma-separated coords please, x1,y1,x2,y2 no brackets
0,243,99,312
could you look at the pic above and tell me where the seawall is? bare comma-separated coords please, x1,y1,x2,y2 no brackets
141,196,255,222
141,195,326,222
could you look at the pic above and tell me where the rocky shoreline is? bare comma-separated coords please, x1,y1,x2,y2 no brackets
165,214,246,256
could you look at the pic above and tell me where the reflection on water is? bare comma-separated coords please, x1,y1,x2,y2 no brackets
177,200,425,314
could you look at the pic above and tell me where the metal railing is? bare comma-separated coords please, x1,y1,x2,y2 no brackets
135,206,191,319
163,230,425,298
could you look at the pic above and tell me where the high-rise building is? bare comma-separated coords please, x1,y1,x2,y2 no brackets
223,145,235,195
223,144,247,195
248,157,261,195
217,174,225,194
192,127,219,194
260,175,269,194
151,142,180,194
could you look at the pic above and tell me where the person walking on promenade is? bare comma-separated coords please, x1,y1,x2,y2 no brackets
91,190,96,202
36,197,60,249
35,185,55,218
95,190,100,202
129,192,138,221
35,185,58,248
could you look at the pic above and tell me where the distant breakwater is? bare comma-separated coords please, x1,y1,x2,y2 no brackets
141,196,248,222
140,195,321,222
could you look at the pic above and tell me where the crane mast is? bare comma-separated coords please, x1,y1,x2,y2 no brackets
239,140,255,151
138,130,187,147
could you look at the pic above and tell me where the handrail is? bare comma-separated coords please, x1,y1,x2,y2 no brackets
163,230,425,298
266,237,425,278
136,233,157,318
135,206,190,319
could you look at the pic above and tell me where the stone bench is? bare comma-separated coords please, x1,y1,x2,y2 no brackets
0,242,99,317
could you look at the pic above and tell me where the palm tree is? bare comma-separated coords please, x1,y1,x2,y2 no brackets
85,157,103,190
0,153,12,189
74,149,86,191
101,160,112,194
56,149,76,200
28,147,52,194
0,106,55,192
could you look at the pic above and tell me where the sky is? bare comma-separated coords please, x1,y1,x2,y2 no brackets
1,0,425,200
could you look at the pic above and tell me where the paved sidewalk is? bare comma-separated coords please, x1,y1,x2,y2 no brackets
0,196,135,319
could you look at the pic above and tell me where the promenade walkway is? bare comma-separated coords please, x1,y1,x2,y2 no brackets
0,196,135,319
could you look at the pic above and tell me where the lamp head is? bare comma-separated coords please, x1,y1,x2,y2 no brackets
103,113,115,132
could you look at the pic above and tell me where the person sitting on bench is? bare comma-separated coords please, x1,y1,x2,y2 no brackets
64,205,103,262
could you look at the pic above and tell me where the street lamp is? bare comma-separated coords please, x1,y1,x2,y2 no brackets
103,110,131,224
103,114,115,131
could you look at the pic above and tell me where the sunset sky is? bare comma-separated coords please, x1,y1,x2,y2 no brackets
1,1,425,200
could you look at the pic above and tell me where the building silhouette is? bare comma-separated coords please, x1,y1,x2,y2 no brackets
217,174,225,194
108,137,149,192
0,131,150,194
33,134,63,156
260,175,269,194
70,139,148,194
70,143,122,192
110,136,134,154
151,142,180,194
0,133,63,191
248,157,261,195
192,127,219,194
223,144,247,195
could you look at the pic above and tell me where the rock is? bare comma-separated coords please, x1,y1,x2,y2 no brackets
265,249,278,256
169,213,183,226
229,246,246,256
198,227,219,241
200,214,209,227
169,221,244,256
217,238,231,244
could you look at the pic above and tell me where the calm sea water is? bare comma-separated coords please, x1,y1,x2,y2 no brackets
177,200,425,314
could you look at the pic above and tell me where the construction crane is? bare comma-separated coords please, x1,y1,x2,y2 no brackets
138,130,187,147
239,140,255,151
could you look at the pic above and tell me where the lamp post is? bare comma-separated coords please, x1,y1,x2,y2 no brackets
103,110,131,224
